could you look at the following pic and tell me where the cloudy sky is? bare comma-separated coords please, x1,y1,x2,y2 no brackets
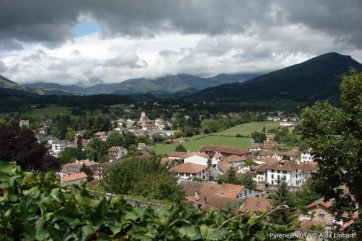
0,0,361,86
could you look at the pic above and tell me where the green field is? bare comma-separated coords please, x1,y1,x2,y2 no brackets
23,106,71,119
217,121,279,136
152,121,279,155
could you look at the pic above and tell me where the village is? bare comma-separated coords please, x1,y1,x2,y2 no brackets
16,109,358,237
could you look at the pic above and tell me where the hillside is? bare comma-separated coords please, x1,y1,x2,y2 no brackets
21,73,259,96
192,52,362,102
0,74,21,89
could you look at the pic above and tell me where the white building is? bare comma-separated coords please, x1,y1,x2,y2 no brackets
266,160,303,187
183,153,211,166
169,163,209,181
51,140,66,156
301,148,314,163
107,146,128,159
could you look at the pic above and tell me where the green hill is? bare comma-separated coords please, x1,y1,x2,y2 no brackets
193,52,362,102
0,74,21,89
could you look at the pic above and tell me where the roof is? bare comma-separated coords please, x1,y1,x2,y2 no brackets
95,131,107,136
199,145,250,155
168,151,187,158
181,152,209,160
201,195,241,211
300,162,317,172
223,155,243,163
169,163,207,174
160,157,174,165
267,160,301,172
306,197,334,211
240,197,272,212
107,146,124,152
252,163,270,173
180,181,245,200
61,160,99,170
298,220,326,231
63,172,88,182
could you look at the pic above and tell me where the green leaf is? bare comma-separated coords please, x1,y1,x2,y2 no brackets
35,218,49,240
178,225,201,240
200,225,228,241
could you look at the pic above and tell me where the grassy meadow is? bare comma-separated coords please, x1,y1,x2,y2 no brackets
153,121,279,155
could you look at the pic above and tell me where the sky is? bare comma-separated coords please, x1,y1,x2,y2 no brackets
0,0,361,86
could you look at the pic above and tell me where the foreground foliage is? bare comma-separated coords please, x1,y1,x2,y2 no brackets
301,69,362,235
0,162,296,240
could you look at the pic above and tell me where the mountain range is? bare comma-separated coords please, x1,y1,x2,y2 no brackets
192,52,362,102
1,52,361,101
20,73,258,96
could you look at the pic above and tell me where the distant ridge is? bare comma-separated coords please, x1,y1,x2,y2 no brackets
192,52,362,102
22,73,259,96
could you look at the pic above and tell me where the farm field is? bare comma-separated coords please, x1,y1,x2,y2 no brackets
23,106,71,119
152,121,279,155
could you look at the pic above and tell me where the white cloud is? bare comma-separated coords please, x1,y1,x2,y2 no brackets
1,25,362,85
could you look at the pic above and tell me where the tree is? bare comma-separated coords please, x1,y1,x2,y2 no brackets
106,131,123,148
80,164,93,181
59,147,85,164
295,180,321,213
65,127,75,141
251,131,266,143
239,173,257,188
101,158,184,202
0,123,60,172
244,159,257,167
301,69,362,233
85,138,108,162
269,182,297,225
175,144,187,152
219,166,240,185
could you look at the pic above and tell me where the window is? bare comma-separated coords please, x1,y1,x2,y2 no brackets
283,171,287,174
277,170,280,173
318,213,325,219
271,174,274,179
271,169,274,173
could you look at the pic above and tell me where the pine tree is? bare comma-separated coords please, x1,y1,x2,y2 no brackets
269,182,297,225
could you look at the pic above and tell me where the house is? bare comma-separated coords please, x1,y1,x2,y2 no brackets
199,145,251,158
168,151,187,160
180,182,265,211
155,118,166,130
19,119,29,127
183,152,211,166
51,139,66,156
62,172,88,185
107,146,128,159
300,162,317,183
301,148,314,163
303,197,359,232
251,164,270,183
59,160,100,179
239,197,272,213
169,163,208,181
137,142,147,150
94,131,107,141
266,160,303,187
280,121,295,127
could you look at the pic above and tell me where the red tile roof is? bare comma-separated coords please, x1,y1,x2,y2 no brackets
240,197,272,212
267,160,301,171
63,172,88,182
199,145,250,155
169,163,207,174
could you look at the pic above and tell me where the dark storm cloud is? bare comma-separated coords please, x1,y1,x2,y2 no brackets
0,0,361,48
